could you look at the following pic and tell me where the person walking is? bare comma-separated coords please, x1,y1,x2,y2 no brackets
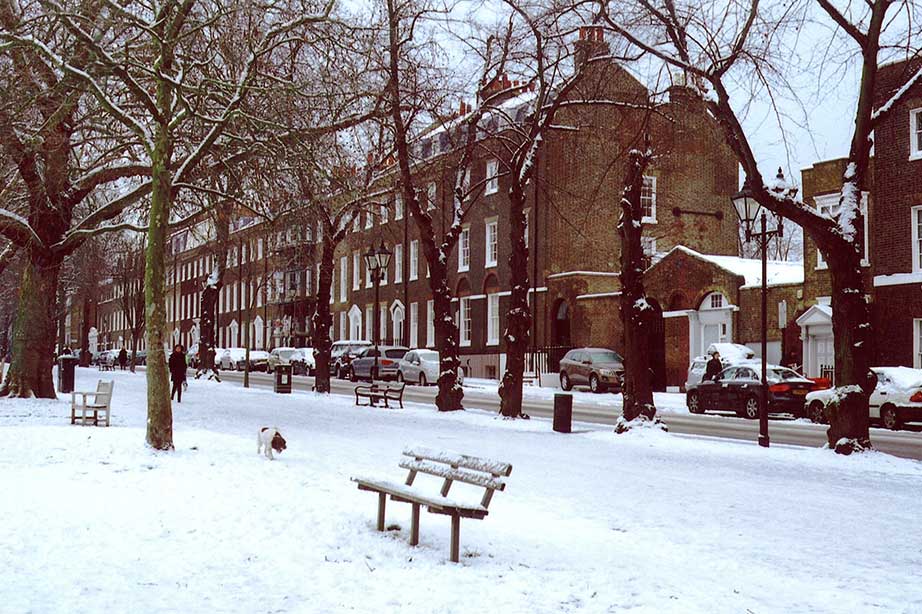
118,347,128,370
169,344,187,403
704,349,723,382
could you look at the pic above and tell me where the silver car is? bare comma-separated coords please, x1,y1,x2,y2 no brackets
559,348,624,393
396,349,465,386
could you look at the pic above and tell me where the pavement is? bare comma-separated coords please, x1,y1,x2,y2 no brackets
207,368,922,460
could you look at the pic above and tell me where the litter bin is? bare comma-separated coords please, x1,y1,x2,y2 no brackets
58,355,78,393
274,364,293,394
553,393,572,433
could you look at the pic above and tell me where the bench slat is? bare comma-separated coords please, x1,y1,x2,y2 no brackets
352,476,487,516
398,459,506,491
403,446,512,476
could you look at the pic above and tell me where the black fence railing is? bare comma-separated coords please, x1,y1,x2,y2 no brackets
525,345,573,376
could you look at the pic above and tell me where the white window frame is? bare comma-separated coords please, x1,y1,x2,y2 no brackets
427,182,437,211
912,206,922,273
815,192,869,269
485,159,499,195
380,201,389,224
487,293,500,346
365,305,373,340
641,175,657,223
915,319,922,368
340,256,348,303
339,312,347,342
485,219,498,268
394,244,403,283
410,302,419,347
395,194,403,220
364,210,373,230
409,240,419,281
641,236,657,257
459,226,471,272
459,297,472,347
353,252,360,290
911,108,922,161
426,299,435,347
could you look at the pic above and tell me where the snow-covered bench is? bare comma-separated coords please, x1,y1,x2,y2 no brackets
354,382,406,408
351,446,513,562
71,380,114,427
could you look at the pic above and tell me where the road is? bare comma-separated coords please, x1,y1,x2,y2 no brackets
205,369,922,460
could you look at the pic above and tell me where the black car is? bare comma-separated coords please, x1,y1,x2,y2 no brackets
686,365,815,419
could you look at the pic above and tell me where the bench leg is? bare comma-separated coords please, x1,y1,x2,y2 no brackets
376,493,386,531
410,503,420,546
450,513,460,563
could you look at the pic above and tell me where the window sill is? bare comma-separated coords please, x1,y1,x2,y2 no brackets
458,266,470,273
910,152,922,162
642,217,657,225
485,262,498,269
460,341,472,348
486,340,499,346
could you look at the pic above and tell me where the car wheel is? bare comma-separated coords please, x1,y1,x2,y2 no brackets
881,405,902,430
743,396,760,420
396,371,404,383
560,372,572,391
349,367,357,383
589,374,602,393
809,401,827,424
687,391,703,414
419,372,427,386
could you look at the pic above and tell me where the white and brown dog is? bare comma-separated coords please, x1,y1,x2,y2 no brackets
257,427,287,460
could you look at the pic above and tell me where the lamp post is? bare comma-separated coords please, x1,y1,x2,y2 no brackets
732,170,786,448
363,241,392,381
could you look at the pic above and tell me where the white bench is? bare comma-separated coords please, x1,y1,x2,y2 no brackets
352,446,513,562
71,380,114,427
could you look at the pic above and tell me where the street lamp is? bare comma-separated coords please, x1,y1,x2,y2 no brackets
732,170,786,448
363,241,392,381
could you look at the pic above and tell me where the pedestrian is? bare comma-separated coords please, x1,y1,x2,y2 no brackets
169,344,187,403
118,347,128,370
704,349,723,381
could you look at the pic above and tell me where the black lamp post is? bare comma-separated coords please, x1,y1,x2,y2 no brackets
363,241,392,381
732,170,786,448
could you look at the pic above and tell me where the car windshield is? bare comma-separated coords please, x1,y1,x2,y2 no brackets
418,351,438,362
588,350,622,363
276,349,299,360
767,368,805,382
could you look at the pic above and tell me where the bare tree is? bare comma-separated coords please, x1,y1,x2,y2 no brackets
112,236,146,371
600,0,922,453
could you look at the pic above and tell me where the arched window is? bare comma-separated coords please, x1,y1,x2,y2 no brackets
700,292,727,310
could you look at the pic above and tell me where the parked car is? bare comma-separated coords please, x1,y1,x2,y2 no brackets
295,347,316,375
348,346,409,381
805,366,922,430
396,349,465,386
330,340,373,378
97,349,119,368
559,348,624,393
685,343,756,389
134,350,147,366
686,364,816,418
246,350,271,372
268,347,303,372
219,348,248,370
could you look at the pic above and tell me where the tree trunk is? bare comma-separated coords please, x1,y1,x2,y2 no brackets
499,185,530,418
824,243,874,453
0,253,61,398
615,147,659,432
311,238,335,393
144,78,174,450
429,261,463,412
79,298,92,367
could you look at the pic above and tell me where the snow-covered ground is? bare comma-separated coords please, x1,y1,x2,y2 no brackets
2,368,920,613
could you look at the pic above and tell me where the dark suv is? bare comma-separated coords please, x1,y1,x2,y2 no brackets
559,348,624,393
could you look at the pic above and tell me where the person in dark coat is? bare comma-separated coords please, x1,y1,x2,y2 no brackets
169,344,187,403
704,350,723,382
118,347,128,370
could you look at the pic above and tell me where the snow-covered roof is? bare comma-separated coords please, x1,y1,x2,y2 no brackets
667,246,803,289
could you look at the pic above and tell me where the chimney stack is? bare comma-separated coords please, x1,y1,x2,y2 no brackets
575,25,609,69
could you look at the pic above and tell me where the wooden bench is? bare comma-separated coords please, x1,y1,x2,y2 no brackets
351,446,513,562
354,381,406,408
97,362,114,372
71,380,114,427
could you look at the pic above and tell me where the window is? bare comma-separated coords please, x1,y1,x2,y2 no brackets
913,206,922,272
485,219,498,267
427,182,436,211
392,306,404,345
394,244,403,283
459,227,470,272
459,297,472,346
353,214,360,232
365,257,372,287
258,238,264,260
815,193,869,268
316,223,322,242
380,201,388,224
641,237,657,257
380,305,387,340
409,240,419,280
410,302,419,347
340,256,347,303
485,159,499,195
395,194,403,220
641,176,657,222
365,305,373,340
353,252,360,290
305,268,312,295
915,319,922,368
426,299,435,347
702,293,725,309
364,210,373,230
523,209,529,244
487,293,500,345
778,300,788,329
339,312,347,342
911,108,922,160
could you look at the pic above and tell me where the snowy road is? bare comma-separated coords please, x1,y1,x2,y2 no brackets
213,369,922,460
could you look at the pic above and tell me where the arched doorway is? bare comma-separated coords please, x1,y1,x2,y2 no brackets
551,299,571,346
